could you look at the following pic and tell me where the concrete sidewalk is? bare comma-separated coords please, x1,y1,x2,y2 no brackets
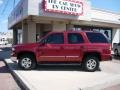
0,60,21,90
5,59,120,90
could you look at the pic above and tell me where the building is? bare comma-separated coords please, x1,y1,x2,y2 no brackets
0,31,13,45
8,0,120,46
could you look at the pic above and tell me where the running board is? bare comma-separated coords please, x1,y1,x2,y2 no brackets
38,63,81,66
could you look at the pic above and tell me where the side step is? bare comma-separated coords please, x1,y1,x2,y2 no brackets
38,63,81,66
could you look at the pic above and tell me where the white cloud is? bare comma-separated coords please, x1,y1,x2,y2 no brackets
0,0,3,5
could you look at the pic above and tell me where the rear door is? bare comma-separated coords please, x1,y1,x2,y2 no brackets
64,33,85,62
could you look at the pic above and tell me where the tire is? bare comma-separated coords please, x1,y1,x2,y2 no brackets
18,54,37,70
114,49,119,56
82,56,99,72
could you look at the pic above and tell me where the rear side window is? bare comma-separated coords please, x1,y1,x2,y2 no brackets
86,32,108,43
68,33,84,44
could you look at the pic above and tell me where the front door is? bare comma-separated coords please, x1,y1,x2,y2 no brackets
38,33,66,62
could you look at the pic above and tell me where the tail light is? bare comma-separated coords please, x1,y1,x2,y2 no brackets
103,45,111,54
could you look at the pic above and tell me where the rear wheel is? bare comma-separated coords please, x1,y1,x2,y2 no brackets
82,56,99,72
18,54,37,70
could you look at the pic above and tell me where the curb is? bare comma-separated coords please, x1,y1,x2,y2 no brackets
4,59,33,90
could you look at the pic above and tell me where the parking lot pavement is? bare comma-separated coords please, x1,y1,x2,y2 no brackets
0,47,11,59
4,58,120,90
0,60,21,90
0,47,23,90
104,84,120,90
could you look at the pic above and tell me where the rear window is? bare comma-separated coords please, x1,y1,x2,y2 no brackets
86,32,109,43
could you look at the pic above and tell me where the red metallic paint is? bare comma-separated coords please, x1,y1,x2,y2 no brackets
12,31,112,63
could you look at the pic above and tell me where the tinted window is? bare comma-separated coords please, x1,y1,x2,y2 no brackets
86,32,108,43
46,33,64,44
118,43,120,46
68,33,84,44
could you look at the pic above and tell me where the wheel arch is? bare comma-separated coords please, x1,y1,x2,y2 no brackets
82,52,101,61
17,51,36,61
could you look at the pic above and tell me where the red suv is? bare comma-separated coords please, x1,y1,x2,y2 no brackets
12,31,112,72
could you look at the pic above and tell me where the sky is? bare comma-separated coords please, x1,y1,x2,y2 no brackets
91,0,120,12
0,0,120,32
0,0,20,33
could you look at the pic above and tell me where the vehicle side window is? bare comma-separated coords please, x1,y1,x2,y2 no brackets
46,33,64,44
68,33,84,44
86,32,108,43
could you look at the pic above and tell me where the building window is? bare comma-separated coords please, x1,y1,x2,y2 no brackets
99,29,112,43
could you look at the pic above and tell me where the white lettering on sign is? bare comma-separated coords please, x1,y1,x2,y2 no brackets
44,0,83,15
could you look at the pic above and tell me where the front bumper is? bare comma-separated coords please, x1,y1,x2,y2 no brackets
11,51,18,62
11,57,18,62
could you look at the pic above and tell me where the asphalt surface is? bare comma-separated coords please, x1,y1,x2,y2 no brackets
0,48,21,90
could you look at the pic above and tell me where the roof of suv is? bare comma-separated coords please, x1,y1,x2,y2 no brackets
48,30,101,34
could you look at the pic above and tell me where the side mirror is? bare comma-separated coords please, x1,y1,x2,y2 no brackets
39,39,46,46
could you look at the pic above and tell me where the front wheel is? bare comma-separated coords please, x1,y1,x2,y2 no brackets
18,55,37,70
82,56,99,72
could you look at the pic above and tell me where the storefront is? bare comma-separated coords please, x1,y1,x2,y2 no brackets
8,0,120,46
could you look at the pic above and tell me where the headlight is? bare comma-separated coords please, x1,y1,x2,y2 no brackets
12,48,15,51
